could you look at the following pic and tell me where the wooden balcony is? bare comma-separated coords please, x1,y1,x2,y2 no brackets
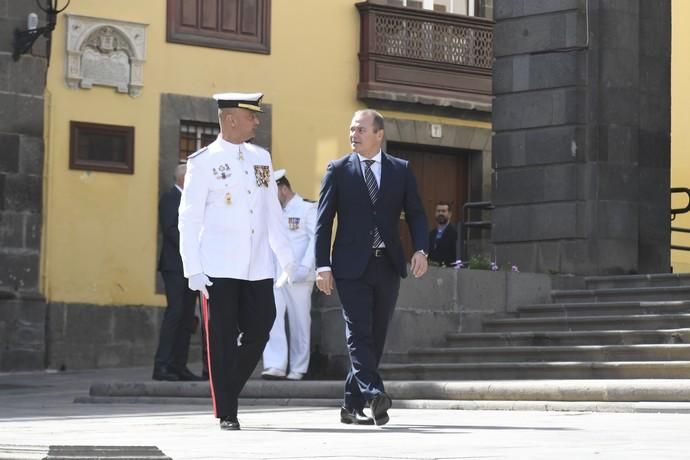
356,2,493,111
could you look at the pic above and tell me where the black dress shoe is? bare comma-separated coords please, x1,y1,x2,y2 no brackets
219,416,240,431
340,406,374,425
152,367,180,381
370,392,392,426
176,367,205,381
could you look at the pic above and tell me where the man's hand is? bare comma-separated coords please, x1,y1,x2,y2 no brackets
316,270,334,295
188,273,213,299
410,252,428,278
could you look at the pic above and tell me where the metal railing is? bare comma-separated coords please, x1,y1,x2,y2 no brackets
672,187,690,252
370,7,493,69
458,201,494,260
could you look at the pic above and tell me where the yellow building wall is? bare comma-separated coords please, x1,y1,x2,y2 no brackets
672,0,690,273
43,0,486,306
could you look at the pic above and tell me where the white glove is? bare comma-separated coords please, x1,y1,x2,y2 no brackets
291,265,311,283
284,262,297,284
275,271,289,288
188,273,213,299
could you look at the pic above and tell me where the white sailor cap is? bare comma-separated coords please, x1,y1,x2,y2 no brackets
213,92,263,112
274,169,286,181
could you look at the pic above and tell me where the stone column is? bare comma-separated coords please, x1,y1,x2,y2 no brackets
0,0,48,370
491,0,670,275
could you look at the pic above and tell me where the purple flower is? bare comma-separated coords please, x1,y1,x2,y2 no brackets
453,260,464,270
511,265,519,272
490,262,499,272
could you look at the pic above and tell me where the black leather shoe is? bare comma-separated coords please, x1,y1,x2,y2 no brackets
176,367,205,381
370,393,392,426
340,406,374,425
152,367,180,381
219,416,240,431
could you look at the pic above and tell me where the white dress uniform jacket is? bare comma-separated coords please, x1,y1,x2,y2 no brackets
274,194,317,282
179,137,294,280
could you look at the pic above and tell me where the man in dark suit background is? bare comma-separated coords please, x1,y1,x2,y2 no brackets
428,201,458,267
315,109,429,426
153,163,204,382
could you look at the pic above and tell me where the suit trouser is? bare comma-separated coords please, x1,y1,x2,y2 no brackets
335,256,400,411
203,277,275,418
154,271,198,371
262,282,313,374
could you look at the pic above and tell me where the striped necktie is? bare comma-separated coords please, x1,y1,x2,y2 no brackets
363,160,383,248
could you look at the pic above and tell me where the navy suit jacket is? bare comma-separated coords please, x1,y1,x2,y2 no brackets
428,224,458,266
315,152,428,279
158,186,184,273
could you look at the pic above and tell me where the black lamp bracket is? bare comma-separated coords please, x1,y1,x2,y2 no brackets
12,0,70,61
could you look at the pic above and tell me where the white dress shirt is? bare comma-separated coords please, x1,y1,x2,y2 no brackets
357,151,382,187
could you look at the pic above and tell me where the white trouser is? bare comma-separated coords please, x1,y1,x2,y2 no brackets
263,282,313,374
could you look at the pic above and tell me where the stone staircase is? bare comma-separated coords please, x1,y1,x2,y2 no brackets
379,273,690,380
79,273,690,412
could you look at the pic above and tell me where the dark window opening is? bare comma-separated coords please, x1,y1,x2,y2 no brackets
179,121,220,162
70,121,134,174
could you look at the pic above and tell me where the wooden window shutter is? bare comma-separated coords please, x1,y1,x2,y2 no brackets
167,0,271,54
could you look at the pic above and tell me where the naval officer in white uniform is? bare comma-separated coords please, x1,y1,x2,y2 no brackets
262,169,317,381
178,92,296,431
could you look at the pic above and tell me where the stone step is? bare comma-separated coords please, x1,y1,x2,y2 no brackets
550,286,690,303
445,328,690,347
584,273,690,290
74,395,690,413
517,300,690,318
483,313,690,332
84,379,690,402
378,361,690,380
408,344,690,363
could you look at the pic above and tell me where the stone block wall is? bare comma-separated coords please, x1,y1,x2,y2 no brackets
0,0,49,371
0,293,46,370
34,267,551,377
312,266,552,378
492,0,671,275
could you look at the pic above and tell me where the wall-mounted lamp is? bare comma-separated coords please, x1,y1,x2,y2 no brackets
13,0,70,62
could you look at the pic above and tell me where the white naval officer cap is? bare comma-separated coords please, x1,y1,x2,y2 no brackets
213,92,264,112
274,169,286,181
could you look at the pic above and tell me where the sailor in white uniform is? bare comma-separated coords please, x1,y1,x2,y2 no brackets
178,92,296,431
262,169,317,381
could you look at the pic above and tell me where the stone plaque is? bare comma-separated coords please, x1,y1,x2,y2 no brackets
66,15,147,97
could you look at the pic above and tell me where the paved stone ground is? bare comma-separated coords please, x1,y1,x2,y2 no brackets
1,367,690,459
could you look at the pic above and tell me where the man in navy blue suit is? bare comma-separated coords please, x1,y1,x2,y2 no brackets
315,109,429,426
428,201,458,267
153,163,204,382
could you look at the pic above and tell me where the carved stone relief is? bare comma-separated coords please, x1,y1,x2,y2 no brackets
66,15,147,97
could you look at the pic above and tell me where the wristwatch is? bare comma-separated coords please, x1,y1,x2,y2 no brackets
416,250,428,258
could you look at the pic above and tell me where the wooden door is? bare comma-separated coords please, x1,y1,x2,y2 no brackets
389,142,469,261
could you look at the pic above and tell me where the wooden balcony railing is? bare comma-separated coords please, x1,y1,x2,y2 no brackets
356,2,493,111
